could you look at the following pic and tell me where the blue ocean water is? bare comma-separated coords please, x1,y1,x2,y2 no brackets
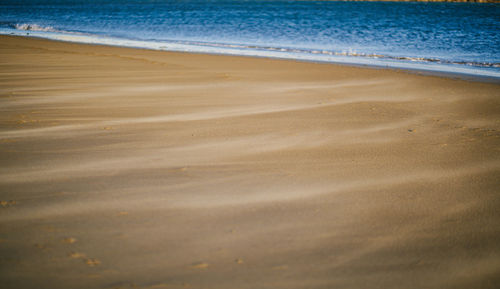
1,0,499,78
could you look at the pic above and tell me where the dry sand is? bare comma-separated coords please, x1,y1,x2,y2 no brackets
0,35,499,289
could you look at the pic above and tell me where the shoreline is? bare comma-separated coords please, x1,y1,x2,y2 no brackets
2,33,499,83
1,35,499,289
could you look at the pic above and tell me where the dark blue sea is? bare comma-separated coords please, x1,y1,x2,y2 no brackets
1,0,499,77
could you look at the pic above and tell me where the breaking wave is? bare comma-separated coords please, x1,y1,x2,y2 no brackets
166,40,500,69
12,23,58,32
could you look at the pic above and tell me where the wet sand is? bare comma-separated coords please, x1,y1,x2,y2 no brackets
0,35,499,289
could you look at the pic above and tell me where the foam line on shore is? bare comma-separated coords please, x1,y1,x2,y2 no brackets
2,29,499,79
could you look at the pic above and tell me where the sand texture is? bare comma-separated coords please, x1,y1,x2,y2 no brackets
0,35,499,289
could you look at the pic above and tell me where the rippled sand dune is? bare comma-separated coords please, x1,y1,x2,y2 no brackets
0,35,499,289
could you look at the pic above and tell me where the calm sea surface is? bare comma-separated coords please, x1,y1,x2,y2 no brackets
1,0,499,77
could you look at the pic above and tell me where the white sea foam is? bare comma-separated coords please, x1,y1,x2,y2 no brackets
1,27,499,80
14,23,58,32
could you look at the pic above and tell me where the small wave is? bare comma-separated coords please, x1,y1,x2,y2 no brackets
13,23,57,32
164,40,499,69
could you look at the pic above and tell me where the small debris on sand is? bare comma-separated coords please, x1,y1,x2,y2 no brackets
235,258,244,264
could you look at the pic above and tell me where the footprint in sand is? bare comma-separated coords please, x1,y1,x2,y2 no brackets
85,258,101,267
69,252,86,259
69,252,101,266
34,243,47,250
0,200,16,208
62,237,77,244
68,248,101,267
190,262,209,269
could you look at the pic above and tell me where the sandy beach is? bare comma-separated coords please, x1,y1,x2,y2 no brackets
0,35,499,289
